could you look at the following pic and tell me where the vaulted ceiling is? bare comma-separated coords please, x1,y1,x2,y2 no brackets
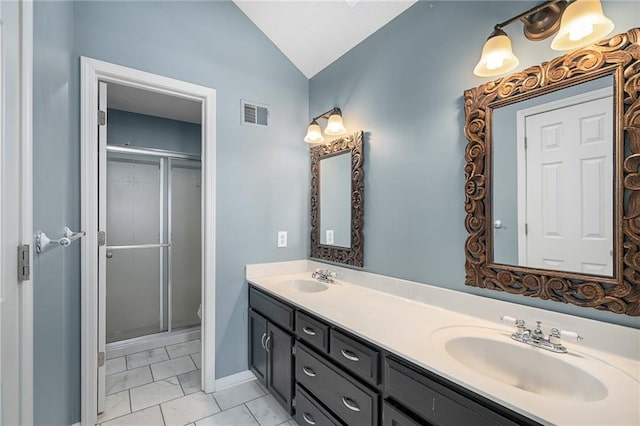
233,0,417,78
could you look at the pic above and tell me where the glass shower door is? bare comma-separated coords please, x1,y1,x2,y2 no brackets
170,159,202,330
105,153,167,343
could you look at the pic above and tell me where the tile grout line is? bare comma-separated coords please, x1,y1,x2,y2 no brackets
244,402,262,426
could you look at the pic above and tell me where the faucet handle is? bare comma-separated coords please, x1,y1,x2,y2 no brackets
560,329,584,343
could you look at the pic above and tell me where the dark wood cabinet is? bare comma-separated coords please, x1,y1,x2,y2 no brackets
248,284,539,426
266,322,294,413
248,309,268,384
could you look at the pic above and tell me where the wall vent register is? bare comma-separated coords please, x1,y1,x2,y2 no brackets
242,99,269,126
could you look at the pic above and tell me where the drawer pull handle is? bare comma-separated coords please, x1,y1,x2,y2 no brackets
302,326,316,336
261,333,267,349
302,366,316,377
342,397,361,412
302,413,316,425
341,349,360,362
265,336,271,353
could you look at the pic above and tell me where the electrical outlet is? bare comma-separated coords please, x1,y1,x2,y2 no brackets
277,231,287,248
326,230,334,245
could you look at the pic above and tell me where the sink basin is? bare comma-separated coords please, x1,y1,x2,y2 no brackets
431,327,608,402
277,279,328,293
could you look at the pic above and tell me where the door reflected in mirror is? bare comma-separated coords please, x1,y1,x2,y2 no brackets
492,75,614,277
320,152,352,248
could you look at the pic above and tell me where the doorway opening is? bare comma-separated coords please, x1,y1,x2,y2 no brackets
81,58,216,426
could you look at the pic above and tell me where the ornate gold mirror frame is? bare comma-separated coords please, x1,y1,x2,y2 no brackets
310,131,364,267
463,28,640,316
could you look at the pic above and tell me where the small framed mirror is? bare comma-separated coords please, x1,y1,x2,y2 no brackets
463,28,640,316
310,131,364,267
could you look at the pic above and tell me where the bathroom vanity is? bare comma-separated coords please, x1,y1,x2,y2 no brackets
246,261,640,426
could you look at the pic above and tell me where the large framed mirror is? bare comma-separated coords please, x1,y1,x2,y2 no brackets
310,131,364,267
463,28,639,316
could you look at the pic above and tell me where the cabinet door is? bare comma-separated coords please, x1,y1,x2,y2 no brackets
249,309,268,385
267,322,294,414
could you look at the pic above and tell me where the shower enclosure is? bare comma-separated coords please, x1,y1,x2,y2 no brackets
105,146,201,344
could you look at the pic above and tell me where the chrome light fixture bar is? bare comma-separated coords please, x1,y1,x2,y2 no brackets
474,0,614,77
304,107,347,144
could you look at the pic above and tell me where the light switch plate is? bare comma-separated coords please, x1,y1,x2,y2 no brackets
326,230,334,245
277,231,287,248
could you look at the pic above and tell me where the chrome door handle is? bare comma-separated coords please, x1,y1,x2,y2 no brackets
302,327,316,336
261,333,267,349
302,366,316,377
341,349,359,362
302,413,316,425
342,397,360,412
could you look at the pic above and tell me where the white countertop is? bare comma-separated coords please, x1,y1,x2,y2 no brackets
246,260,640,426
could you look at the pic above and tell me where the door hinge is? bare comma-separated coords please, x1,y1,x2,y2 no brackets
98,351,105,367
525,223,528,235
98,231,106,246
98,110,106,126
292,397,296,408
18,244,30,282
524,137,528,150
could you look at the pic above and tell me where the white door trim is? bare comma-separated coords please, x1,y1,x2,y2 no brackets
515,86,613,264
80,57,216,426
19,1,34,424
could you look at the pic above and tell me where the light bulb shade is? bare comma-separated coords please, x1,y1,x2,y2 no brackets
473,31,520,77
551,0,614,51
304,121,324,144
324,111,347,136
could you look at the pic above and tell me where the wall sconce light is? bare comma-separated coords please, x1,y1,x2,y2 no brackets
304,108,346,144
474,0,614,78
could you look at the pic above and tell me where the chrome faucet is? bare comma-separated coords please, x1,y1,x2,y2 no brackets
311,268,337,283
501,316,583,354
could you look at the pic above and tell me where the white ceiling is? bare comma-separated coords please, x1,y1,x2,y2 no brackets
233,0,417,78
107,82,202,124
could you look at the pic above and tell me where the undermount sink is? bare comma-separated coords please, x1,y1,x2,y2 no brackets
277,279,328,293
431,327,609,402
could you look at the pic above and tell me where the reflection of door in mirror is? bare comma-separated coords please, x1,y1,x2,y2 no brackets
320,152,351,248
493,75,614,277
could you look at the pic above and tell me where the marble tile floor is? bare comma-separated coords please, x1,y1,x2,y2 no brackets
99,339,298,426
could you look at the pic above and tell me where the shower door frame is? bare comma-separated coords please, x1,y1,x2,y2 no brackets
80,57,216,426
105,146,202,344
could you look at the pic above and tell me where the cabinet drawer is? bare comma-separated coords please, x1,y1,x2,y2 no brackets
249,287,294,332
383,401,427,426
296,343,379,426
296,311,329,353
295,384,342,426
385,357,520,426
329,329,380,385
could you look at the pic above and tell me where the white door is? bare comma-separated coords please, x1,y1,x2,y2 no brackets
1,0,33,424
97,81,108,413
525,94,613,275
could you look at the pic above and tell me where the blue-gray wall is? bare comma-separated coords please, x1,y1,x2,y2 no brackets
107,109,201,154
34,1,309,424
309,1,640,329
33,1,79,424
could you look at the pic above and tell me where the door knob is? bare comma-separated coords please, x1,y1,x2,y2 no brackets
106,252,113,259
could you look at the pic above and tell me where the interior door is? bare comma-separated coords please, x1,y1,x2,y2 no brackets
97,81,108,413
525,94,613,275
1,2,32,423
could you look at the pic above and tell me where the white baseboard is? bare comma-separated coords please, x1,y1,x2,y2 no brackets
214,370,257,392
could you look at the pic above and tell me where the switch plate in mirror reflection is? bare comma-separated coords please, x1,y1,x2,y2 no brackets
492,75,614,277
